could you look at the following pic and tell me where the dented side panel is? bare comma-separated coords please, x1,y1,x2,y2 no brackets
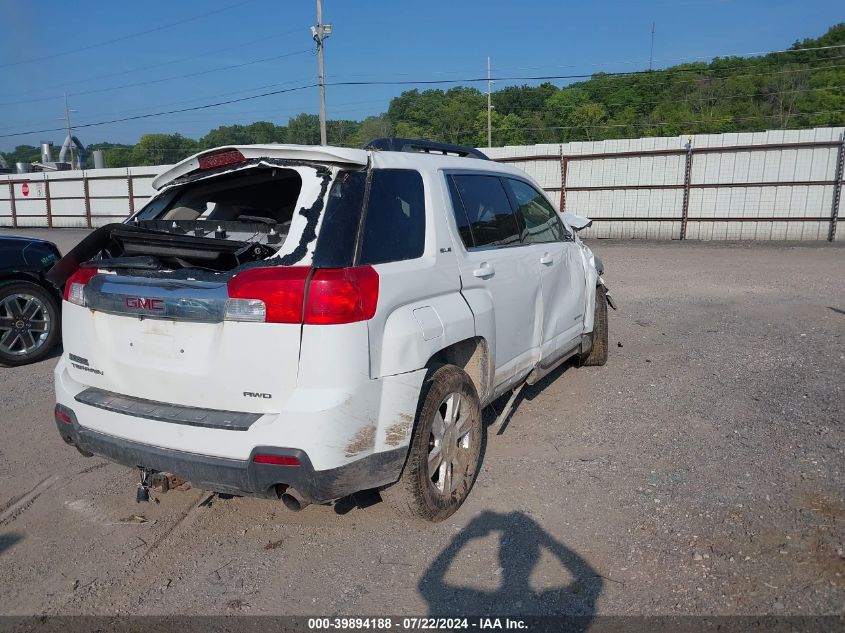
578,241,601,334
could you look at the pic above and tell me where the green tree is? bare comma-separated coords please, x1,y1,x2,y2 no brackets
347,115,393,147
568,103,608,140
286,113,321,145
130,133,199,166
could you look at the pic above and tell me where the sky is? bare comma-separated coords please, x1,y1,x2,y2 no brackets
0,0,842,152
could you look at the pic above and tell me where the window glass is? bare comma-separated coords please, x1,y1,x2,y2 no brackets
359,170,426,265
447,177,474,247
449,175,521,248
506,178,567,243
313,169,366,268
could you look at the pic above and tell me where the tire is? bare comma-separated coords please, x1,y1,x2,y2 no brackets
580,285,608,367
0,280,61,367
382,364,483,522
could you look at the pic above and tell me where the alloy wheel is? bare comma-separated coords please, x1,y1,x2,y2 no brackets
427,392,477,495
0,293,52,358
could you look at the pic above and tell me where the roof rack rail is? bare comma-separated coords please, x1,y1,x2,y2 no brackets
364,137,490,160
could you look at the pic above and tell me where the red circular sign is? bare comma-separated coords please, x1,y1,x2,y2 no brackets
21,183,29,197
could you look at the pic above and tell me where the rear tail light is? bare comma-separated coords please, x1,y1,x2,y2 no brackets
226,267,309,323
55,403,75,425
252,454,300,466
225,266,379,325
63,267,98,305
304,266,379,325
198,149,245,170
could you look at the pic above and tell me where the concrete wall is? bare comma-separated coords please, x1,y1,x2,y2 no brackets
1,126,843,240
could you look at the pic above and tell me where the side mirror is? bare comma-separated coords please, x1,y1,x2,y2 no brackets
561,212,592,231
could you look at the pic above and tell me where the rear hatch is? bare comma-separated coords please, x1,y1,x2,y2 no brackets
52,147,366,413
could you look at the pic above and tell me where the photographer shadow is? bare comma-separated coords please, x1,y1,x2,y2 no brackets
419,511,602,618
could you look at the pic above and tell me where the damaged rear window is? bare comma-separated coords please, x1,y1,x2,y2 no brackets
149,168,302,228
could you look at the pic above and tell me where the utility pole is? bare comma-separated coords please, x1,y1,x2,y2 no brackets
63,93,76,168
311,0,332,145
487,56,493,149
649,22,655,71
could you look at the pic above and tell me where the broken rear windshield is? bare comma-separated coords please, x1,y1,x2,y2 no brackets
152,168,303,228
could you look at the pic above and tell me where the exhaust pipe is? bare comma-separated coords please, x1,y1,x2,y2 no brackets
280,488,310,512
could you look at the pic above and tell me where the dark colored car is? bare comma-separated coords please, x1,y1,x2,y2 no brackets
0,235,62,366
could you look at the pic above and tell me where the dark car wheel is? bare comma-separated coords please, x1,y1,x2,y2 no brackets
580,285,608,367
0,280,61,367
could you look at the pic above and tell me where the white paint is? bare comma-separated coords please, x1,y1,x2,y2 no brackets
51,142,601,493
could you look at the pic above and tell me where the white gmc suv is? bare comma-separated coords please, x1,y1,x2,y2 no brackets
49,138,611,521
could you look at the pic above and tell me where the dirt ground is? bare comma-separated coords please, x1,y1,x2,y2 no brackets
0,230,843,618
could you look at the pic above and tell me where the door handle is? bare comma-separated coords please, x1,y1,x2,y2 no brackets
539,252,554,265
472,263,495,278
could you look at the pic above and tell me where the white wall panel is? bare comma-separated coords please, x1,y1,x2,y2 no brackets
490,126,844,241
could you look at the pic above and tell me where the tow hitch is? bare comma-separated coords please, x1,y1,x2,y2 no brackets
136,468,189,502
136,468,155,503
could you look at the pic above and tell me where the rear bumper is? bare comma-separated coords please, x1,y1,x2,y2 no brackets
55,405,406,503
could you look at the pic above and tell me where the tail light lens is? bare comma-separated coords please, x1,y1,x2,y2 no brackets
198,149,245,170
226,267,309,323
252,454,300,466
304,266,379,325
55,403,76,425
63,267,98,305
225,266,379,325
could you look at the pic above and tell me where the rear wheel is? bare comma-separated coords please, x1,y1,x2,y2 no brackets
0,280,61,367
580,285,608,367
382,365,483,522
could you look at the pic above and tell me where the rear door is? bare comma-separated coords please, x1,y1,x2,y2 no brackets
447,173,542,388
504,177,586,365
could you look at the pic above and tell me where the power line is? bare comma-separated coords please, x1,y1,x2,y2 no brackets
6,40,841,111
91,99,387,129
3,47,845,139
312,42,845,82
0,75,317,132
328,61,845,88
82,58,844,127
464,42,845,77
0,83,320,138
9,28,306,99
4,46,841,118
0,0,257,70
0,49,313,107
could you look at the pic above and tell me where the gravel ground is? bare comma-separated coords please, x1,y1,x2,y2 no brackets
0,230,843,618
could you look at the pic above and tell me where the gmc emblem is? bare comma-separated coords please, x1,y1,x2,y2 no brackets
125,297,164,311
